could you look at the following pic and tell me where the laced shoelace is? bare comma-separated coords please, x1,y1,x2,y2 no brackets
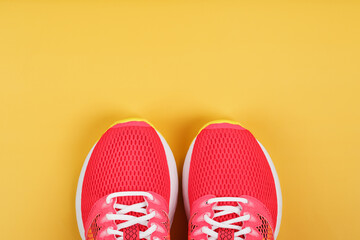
106,191,157,240
202,197,251,240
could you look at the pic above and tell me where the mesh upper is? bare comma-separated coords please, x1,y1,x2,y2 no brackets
188,123,278,225
81,122,171,224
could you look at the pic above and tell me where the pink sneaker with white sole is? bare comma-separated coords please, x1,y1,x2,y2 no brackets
183,121,282,240
76,119,178,240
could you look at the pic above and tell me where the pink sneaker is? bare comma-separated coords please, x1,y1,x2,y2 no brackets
76,119,178,240
183,121,282,240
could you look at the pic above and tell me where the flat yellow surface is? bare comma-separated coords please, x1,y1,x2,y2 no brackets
1,1,359,239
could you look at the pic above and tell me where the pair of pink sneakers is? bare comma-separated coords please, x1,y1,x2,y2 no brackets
76,119,282,240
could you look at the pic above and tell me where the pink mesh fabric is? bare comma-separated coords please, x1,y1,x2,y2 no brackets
188,123,278,225
81,121,171,224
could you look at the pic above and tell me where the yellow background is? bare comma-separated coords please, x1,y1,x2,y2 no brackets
1,1,359,239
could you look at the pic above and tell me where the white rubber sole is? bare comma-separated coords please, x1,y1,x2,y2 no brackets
75,130,178,240
182,137,282,239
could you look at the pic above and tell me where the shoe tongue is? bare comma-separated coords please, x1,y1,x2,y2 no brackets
114,196,147,240
123,225,140,240
213,202,241,240
213,201,240,222
217,228,235,240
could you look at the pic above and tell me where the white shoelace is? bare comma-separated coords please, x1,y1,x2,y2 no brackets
106,191,157,240
202,197,251,240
